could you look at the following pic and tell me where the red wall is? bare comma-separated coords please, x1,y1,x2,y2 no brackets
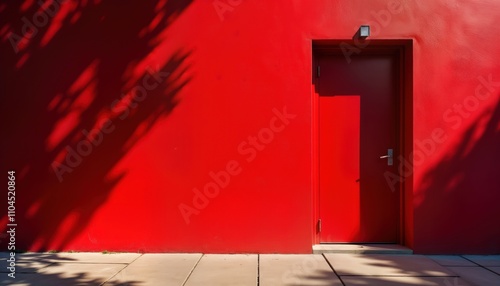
1,0,499,254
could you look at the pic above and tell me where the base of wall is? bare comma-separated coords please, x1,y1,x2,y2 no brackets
312,244,413,254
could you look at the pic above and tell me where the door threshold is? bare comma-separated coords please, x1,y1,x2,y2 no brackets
312,244,413,254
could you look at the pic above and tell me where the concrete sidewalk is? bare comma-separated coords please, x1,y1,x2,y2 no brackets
1,252,499,285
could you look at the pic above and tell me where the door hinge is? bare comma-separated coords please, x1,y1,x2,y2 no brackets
317,219,322,233
316,66,320,77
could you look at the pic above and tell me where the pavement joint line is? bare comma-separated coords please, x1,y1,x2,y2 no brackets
99,253,144,286
38,261,59,272
338,275,460,277
38,262,132,264
181,253,203,286
460,255,500,277
321,253,346,286
257,254,260,286
447,265,480,267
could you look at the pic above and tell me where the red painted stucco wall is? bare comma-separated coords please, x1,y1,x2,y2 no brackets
1,0,499,254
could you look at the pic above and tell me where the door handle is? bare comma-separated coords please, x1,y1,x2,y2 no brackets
380,149,393,166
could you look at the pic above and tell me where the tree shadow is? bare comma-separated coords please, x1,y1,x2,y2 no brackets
276,254,464,286
0,252,144,285
303,255,465,286
0,0,193,251
414,96,500,254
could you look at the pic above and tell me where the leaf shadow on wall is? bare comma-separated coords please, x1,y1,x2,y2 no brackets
0,0,193,252
415,96,500,253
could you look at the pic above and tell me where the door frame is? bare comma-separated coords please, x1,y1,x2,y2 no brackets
311,39,414,246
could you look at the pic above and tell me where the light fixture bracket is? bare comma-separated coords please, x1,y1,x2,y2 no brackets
359,25,370,38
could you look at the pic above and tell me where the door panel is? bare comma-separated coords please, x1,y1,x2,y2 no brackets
318,53,400,243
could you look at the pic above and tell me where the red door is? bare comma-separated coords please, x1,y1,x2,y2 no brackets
317,51,400,243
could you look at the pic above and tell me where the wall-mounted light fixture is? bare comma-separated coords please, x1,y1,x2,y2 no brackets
359,25,370,38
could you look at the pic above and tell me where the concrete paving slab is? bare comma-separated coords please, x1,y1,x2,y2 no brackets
0,252,11,260
1,274,73,286
487,267,500,275
259,254,342,286
53,252,141,264
0,252,76,263
448,266,500,286
105,253,202,286
342,276,473,286
313,244,412,254
324,254,457,276
0,263,127,286
462,255,500,267
427,255,476,266
184,254,257,286
1,253,60,273
3,252,499,286
0,260,53,273
16,252,141,263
